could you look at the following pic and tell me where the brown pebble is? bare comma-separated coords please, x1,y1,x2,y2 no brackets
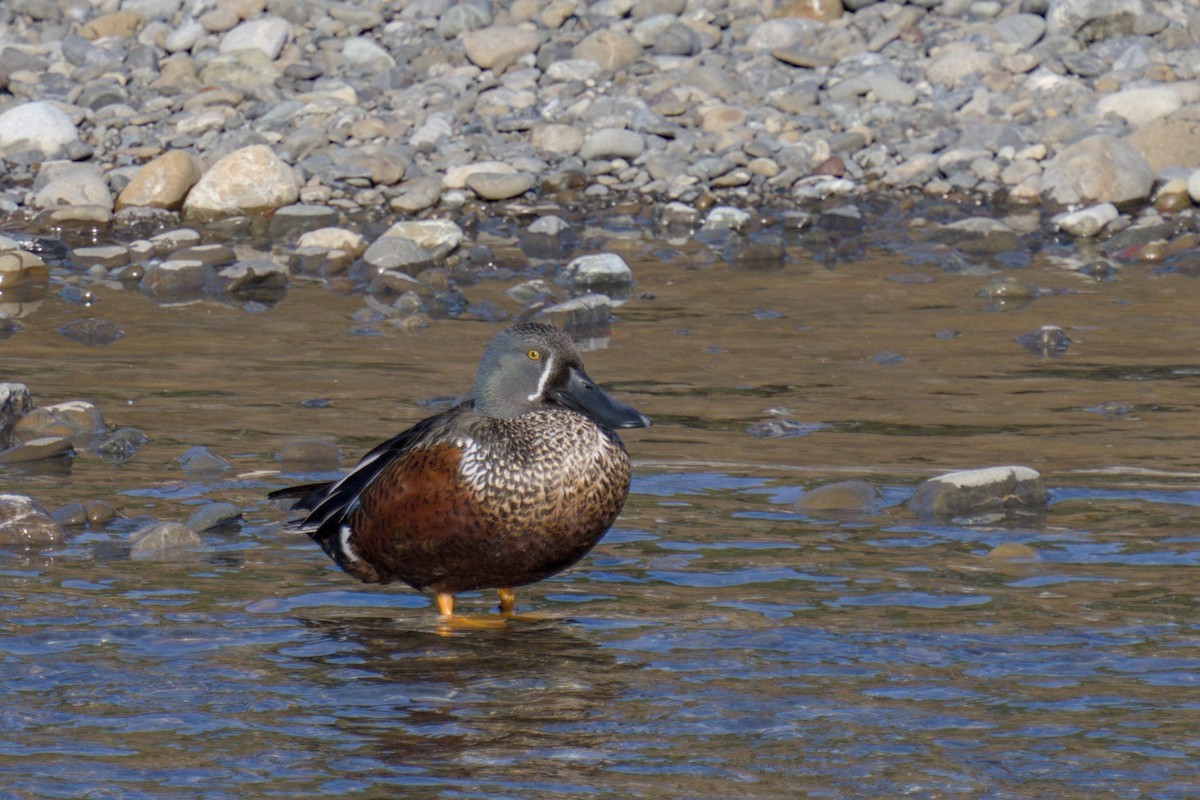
812,155,846,177
987,542,1040,561
1138,243,1166,263
84,500,117,525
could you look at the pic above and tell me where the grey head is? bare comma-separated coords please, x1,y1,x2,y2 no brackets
468,323,651,429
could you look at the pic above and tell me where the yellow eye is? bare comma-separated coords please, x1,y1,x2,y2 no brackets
527,349,541,361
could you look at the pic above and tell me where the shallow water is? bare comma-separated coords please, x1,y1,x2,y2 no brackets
3,207,1200,798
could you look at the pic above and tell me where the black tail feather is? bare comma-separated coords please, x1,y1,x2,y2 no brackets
268,481,334,511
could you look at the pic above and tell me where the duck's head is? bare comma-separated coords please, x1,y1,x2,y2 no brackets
469,323,651,429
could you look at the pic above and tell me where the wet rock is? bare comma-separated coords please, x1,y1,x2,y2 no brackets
84,500,116,525
140,260,216,302
217,260,289,298
0,494,67,545
368,220,463,271
0,102,79,158
558,253,633,300
746,418,826,438
296,228,365,257
701,206,751,232
130,521,202,559
57,318,124,346
92,427,148,463
53,502,88,527
1041,135,1154,206
534,293,612,350
793,480,878,515
185,502,242,532
0,251,49,290
277,437,342,471
1055,203,1119,238
72,246,130,269
0,436,74,464
910,466,1047,520
183,145,302,220
177,445,232,476
0,384,33,447
16,401,105,446
115,150,204,211
987,542,1041,561
520,215,577,260
1017,324,1071,357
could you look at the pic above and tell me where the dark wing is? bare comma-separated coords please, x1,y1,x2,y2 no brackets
269,406,467,566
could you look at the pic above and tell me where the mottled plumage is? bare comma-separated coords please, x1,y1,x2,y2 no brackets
270,323,650,617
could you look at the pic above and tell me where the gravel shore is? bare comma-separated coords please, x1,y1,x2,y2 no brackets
1,0,1199,223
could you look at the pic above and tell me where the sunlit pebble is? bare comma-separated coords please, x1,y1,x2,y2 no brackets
1137,242,1166,263
986,542,1040,561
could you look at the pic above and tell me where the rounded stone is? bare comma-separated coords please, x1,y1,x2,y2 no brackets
532,123,584,155
794,480,879,514
579,128,645,160
130,521,202,559
572,29,642,70
465,171,535,200
0,102,79,158
116,150,204,211
910,466,1047,519
219,16,291,59
32,165,113,211
183,145,301,220
1041,135,1154,207
296,228,365,256
0,494,67,545
462,26,542,71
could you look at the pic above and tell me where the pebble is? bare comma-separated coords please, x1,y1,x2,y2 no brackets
277,437,342,471
910,466,1048,520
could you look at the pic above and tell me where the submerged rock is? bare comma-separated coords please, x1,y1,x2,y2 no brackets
794,480,879,515
130,521,202,559
0,494,67,545
910,466,1047,520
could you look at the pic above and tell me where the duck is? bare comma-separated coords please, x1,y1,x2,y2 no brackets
269,322,651,619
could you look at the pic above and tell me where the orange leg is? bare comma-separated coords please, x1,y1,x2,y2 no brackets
435,592,454,617
498,588,516,615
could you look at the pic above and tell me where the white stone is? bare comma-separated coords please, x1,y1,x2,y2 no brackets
1054,203,1119,237
0,102,79,157
219,16,292,59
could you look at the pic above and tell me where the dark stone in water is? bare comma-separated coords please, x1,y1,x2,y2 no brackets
747,419,827,438
56,317,123,346
426,290,467,320
1016,324,1071,357
176,445,232,476
92,427,148,463
0,494,66,545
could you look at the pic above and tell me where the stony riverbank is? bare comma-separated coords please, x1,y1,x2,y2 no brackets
3,0,1200,329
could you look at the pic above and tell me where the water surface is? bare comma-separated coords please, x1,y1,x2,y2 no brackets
3,208,1200,798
